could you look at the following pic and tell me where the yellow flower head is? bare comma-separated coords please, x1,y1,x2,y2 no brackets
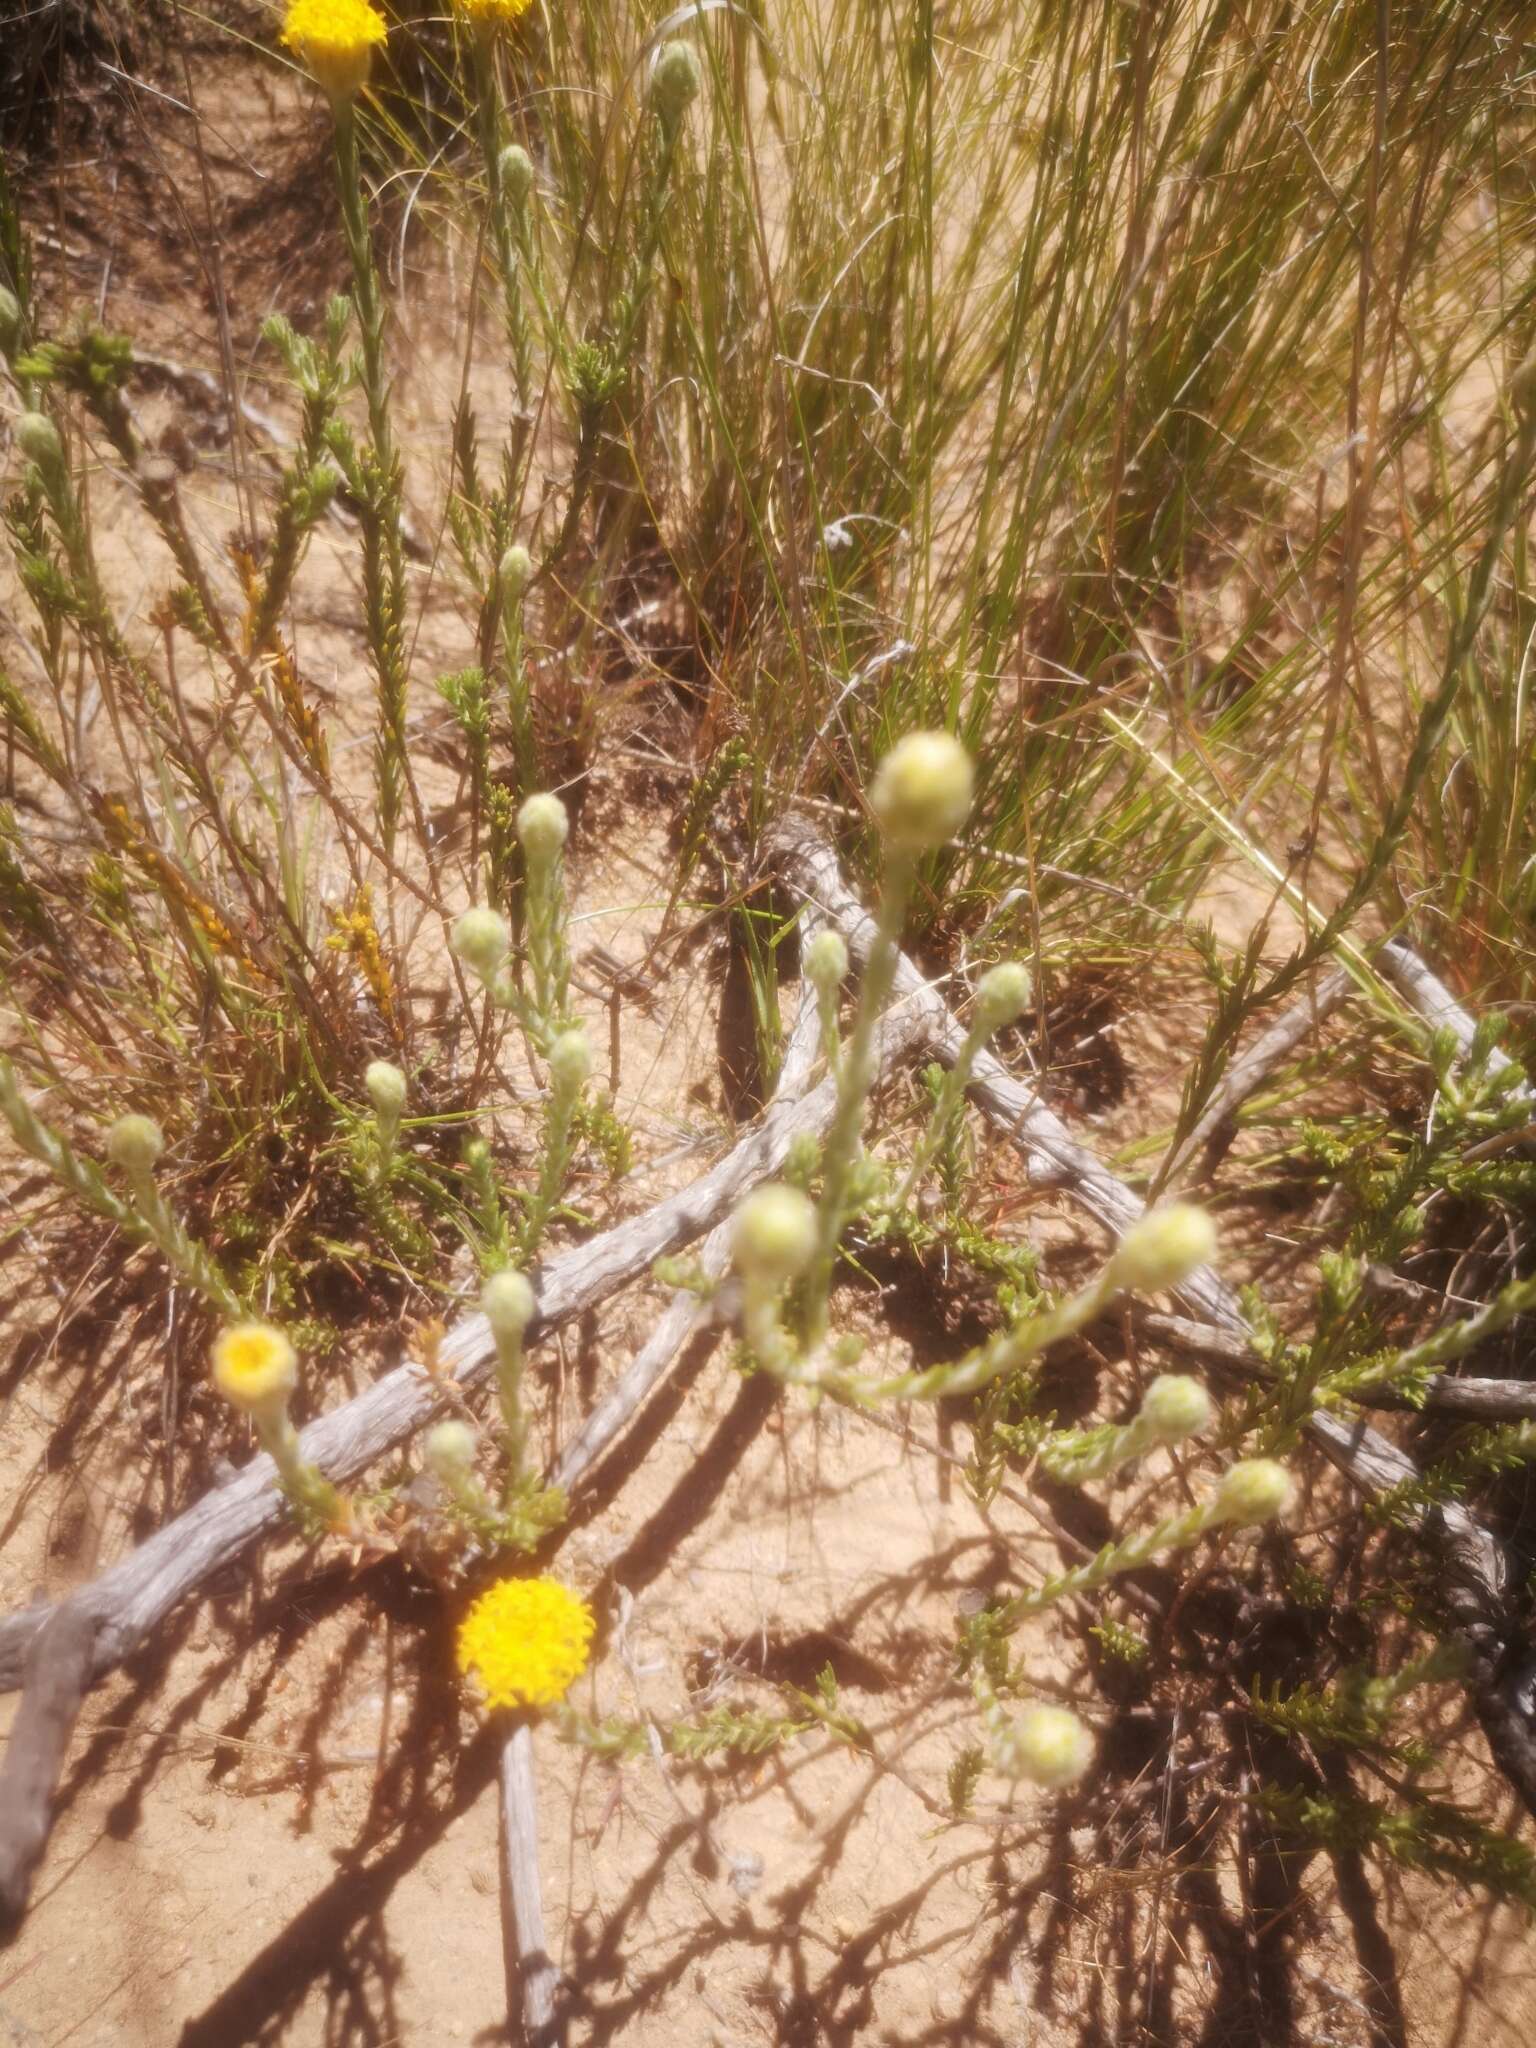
283,0,388,104
451,0,535,25
212,1321,298,1413
456,1576,594,1710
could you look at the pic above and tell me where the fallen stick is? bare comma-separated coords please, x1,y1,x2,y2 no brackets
1377,941,1524,1081
550,933,826,1495
1140,1310,1536,1421
1160,971,1352,1183
0,1606,97,1919
500,1721,562,2048
0,954,905,1918
767,817,1535,1811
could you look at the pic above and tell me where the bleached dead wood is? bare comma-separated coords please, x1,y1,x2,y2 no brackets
1141,1310,1536,1420
1160,971,1352,1183
767,818,1535,1810
0,949,902,1918
1377,941,1523,1078
500,1721,562,2048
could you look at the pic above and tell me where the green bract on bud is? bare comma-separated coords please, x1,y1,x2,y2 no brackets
0,286,20,349
804,930,848,989
15,410,64,473
499,542,534,602
517,791,569,864
650,39,702,133
453,906,511,981
364,1059,407,1119
105,1112,165,1176
975,961,1031,1031
869,731,975,850
1213,1457,1293,1528
1137,1373,1213,1443
1510,351,1536,420
991,1704,1094,1789
1110,1203,1216,1293
482,1268,536,1340
498,144,535,211
425,1418,477,1481
732,1183,817,1283
547,1027,591,1092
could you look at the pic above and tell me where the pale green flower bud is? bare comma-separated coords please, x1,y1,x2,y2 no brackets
499,542,534,602
517,792,568,864
975,961,1031,1031
498,144,535,212
804,930,848,989
991,1704,1094,1789
105,1112,165,1176
1137,1373,1213,1443
0,286,20,349
15,410,63,473
425,1418,477,1481
869,731,975,850
547,1027,591,1092
1511,351,1536,420
452,906,511,980
364,1059,407,1119
482,1268,536,1339
1213,1457,1293,1528
732,1183,817,1283
651,40,702,133
1110,1204,1216,1293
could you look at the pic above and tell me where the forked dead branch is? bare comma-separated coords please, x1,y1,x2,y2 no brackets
5,809,1536,1946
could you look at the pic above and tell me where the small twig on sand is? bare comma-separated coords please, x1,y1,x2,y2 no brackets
500,1720,562,2048
0,1605,98,1924
1159,971,1352,1184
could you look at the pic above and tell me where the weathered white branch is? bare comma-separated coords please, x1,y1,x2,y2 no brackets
0,980,895,1700
766,818,1514,1628
500,1721,561,2048
1161,971,1351,1183
1377,941,1522,1078
1140,1310,1536,1421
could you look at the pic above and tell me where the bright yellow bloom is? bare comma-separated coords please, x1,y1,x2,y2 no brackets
452,0,535,24
282,0,388,104
212,1322,298,1412
456,1577,594,1710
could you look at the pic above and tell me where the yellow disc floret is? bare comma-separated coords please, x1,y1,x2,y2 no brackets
283,0,388,104
211,1321,298,1412
456,1576,595,1710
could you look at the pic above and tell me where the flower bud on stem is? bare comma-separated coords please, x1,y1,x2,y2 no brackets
211,1323,348,1530
482,1269,536,1486
365,1059,407,1176
1040,1373,1214,1487
992,1454,1292,1634
896,960,1030,1211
